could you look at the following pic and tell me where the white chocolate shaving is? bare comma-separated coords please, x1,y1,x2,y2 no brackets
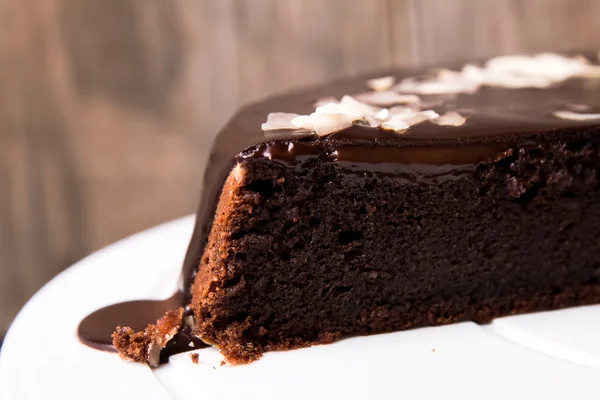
396,53,600,95
381,110,439,133
553,110,600,121
381,116,410,132
374,108,390,121
366,76,396,92
432,111,467,126
486,53,595,82
261,113,301,131
402,110,440,126
290,115,314,130
363,115,381,128
339,95,380,121
309,112,353,136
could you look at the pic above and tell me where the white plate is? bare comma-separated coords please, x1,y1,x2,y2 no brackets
1,216,599,400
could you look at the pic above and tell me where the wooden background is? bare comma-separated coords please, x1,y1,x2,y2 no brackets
2,0,600,336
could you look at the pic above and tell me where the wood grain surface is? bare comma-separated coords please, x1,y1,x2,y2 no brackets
1,0,599,334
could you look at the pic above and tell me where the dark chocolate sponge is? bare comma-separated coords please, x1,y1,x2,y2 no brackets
191,131,600,363
186,69,600,362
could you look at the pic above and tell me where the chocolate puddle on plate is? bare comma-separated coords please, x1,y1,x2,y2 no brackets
78,292,207,363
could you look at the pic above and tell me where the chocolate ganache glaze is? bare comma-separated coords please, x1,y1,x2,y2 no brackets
78,59,600,363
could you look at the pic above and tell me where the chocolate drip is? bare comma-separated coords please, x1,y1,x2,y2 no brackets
78,293,184,352
77,63,600,363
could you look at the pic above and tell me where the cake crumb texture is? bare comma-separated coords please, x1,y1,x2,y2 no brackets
112,308,183,367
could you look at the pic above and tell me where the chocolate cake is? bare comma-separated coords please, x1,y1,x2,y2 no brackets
78,53,600,366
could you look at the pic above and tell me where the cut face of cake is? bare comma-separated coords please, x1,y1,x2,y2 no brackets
106,54,600,365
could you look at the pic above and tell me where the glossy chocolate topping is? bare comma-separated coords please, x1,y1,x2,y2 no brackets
78,61,600,363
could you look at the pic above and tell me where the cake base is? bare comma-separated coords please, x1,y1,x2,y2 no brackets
209,284,600,363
